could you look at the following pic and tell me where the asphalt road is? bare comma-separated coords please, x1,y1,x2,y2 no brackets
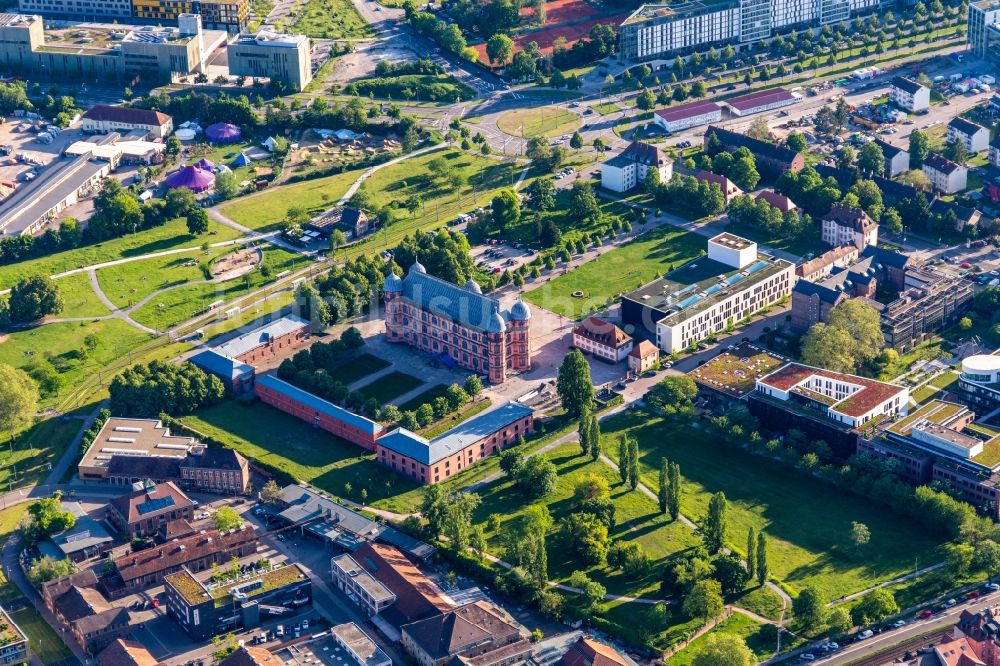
814,592,1000,665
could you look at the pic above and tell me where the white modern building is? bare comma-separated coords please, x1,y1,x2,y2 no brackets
756,363,909,428
968,0,1000,59
621,233,794,353
653,100,722,132
923,153,968,194
889,76,930,113
990,135,1000,168
572,316,634,362
619,0,881,61
947,117,990,154
958,354,1000,410
601,141,673,192
821,204,878,250
228,29,312,91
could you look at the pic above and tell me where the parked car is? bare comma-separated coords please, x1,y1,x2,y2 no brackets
858,630,874,640
985,582,1000,591
944,598,958,608
918,609,933,619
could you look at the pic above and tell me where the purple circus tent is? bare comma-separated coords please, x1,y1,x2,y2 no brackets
195,158,215,170
205,123,242,143
166,165,215,193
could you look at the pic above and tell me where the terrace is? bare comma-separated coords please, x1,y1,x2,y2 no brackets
210,564,307,608
0,608,25,648
886,400,968,436
688,343,786,398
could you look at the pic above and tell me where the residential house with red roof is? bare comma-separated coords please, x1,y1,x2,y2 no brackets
572,316,633,362
755,190,799,213
559,637,634,666
821,204,878,250
628,340,659,374
601,141,673,193
695,171,743,204
400,600,530,666
97,638,158,666
82,105,173,139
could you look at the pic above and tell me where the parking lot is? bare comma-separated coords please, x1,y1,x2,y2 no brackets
0,119,83,185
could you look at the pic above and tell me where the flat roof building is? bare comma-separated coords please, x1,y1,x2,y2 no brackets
331,554,397,617
652,99,723,132
40,501,114,563
79,417,203,482
724,88,798,116
228,30,312,92
0,606,28,666
688,341,787,404
620,233,794,353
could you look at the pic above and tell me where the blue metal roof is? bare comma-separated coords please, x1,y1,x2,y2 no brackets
256,375,382,435
189,350,254,381
213,315,309,359
377,402,534,464
399,268,509,334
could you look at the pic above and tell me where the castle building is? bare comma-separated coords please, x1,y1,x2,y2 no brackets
384,262,531,384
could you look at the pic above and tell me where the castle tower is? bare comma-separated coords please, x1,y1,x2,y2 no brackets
383,269,403,342
486,308,507,384
508,299,532,373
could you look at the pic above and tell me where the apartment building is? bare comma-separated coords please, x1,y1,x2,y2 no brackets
889,76,930,112
968,0,1000,59
331,553,398,616
619,0,881,61
620,234,794,352
572,316,634,362
601,141,673,192
874,138,910,177
704,125,805,178
821,204,879,250
947,117,990,154
41,570,130,654
695,170,743,203
228,30,313,92
923,153,968,194
0,607,27,666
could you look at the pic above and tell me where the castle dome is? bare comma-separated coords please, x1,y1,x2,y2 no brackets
509,299,531,321
486,309,507,333
465,279,482,294
384,270,402,292
409,260,426,274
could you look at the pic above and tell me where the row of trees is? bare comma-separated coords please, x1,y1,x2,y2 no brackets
109,360,225,417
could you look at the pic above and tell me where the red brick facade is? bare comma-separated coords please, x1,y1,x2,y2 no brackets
255,378,382,450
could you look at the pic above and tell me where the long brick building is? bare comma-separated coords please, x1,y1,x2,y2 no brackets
384,261,531,384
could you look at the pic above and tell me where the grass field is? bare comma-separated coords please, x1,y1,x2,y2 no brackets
219,169,361,231
398,383,450,412
592,102,621,116
474,441,702,599
603,411,944,600
421,399,492,437
334,353,391,385
666,613,773,666
182,399,419,505
496,108,581,138
10,607,73,665
0,320,153,408
96,245,223,308
358,371,424,403
524,225,705,319
53,272,110,319
339,149,527,262
723,222,824,258
289,0,373,38
185,141,260,183
0,217,242,288
128,247,308,331
0,417,80,491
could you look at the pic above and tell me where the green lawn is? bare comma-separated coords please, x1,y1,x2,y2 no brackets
181,400,419,505
333,353,392,386
496,108,580,138
0,417,80,492
421,399,492,437
592,102,622,116
96,245,219,308
289,0,374,38
724,222,825,258
0,217,241,288
474,442,702,599
53,272,110,318
398,383,450,412
524,225,705,319
340,148,527,262
344,74,476,102
128,247,308,331
603,412,944,600
666,613,774,666
185,141,261,183
219,169,362,231
732,585,785,621
10,607,73,665
0,320,153,408
359,371,425,403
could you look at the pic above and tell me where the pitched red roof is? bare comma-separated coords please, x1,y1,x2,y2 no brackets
726,88,796,112
354,542,451,627
83,104,171,127
97,638,157,666
560,637,630,666
655,100,721,123
628,340,658,359
823,204,876,233
696,170,741,194
573,316,632,349
114,525,257,583
109,481,193,525
756,190,797,212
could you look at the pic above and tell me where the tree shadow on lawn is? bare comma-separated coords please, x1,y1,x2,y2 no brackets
611,415,942,589
310,455,420,502
121,231,201,258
